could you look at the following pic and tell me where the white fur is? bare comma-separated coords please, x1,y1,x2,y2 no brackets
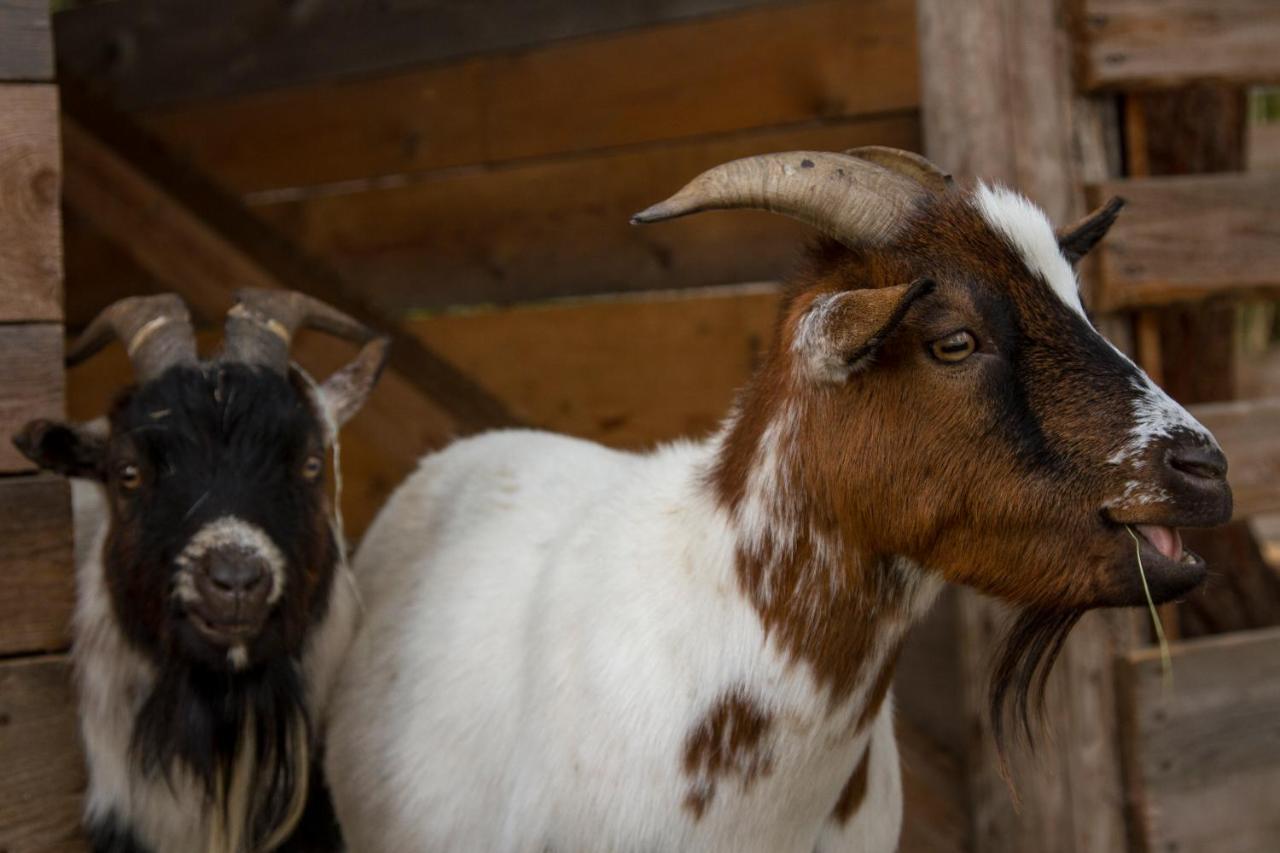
974,182,1086,318
327,430,941,853
174,515,287,606
69,480,358,852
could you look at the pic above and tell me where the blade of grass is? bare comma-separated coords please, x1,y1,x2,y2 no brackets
1127,525,1173,690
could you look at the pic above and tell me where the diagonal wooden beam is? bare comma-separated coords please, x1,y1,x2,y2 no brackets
58,78,519,436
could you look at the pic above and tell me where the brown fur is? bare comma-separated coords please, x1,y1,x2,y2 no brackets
682,688,775,819
829,748,871,825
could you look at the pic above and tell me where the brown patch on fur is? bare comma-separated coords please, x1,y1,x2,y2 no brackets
855,643,903,731
682,688,775,819
830,749,871,825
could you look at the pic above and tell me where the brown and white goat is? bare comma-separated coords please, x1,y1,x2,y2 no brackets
324,148,1231,852
14,291,388,853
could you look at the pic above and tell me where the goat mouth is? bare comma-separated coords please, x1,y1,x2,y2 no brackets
1105,520,1206,604
187,608,263,645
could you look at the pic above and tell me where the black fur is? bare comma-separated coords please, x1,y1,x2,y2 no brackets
86,812,153,853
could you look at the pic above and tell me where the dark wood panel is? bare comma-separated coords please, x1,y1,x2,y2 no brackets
1117,626,1280,852
1077,0,1280,91
253,113,920,309
145,0,918,193
0,84,62,322
1088,172,1280,310
0,0,53,82
0,475,74,656
0,323,65,474
1192,398,1280,519
60,81,518,437
55,0,785,108
0,655,86,853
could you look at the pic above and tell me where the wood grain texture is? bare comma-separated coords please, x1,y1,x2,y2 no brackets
0,655,86,853
53,0,783,108
0,323,65,474
145,0,918,193
0,475,74,656
897,718,969,853
253,113,920,309
0,84,63,321
59,81,517,436
918,0,1128,850
1117,626,1280,852
1077,0,1280,91
1192,398,1280,519
0,0,53,81
1088,172,1280,310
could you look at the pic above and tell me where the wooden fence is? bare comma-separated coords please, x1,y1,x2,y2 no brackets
0,2,82,852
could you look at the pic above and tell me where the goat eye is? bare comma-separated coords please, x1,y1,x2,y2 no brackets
117,463,142,490
929,330,976,363
301,455,324,481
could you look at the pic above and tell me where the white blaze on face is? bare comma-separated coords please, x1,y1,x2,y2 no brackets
973,182,1086,318
972,183,1219,470
173,515,287,605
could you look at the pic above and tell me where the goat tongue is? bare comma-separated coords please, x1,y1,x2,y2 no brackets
1137,524,1183,562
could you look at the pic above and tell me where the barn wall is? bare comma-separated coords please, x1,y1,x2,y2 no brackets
0,3,84,852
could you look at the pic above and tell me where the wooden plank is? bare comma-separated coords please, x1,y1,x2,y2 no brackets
0,655,86,853
0,0,54,81
897,718,969,853
0,475,74,656
145,0,918,193
0,323,65,474
1076,0,1280,91
1117,626,1280,852
1088,172,1280,310
58,81,517,437
917,1,1128,851
0,84,63,322
54,0,784,108
1192,398,1280,519
251,112,920,309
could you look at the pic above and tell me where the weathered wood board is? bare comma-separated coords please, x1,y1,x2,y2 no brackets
0,323,65,474
1077,0,1280,91
53,0,787,108
0,0,53,82
145,0,918,193
0,474,74,656
0,84,62,322
253,113,920,309
1088,172,1280,310
0,655,86,853
1190,398,1280,520
1117,626,1280,853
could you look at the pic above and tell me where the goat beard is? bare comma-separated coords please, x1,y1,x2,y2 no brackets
132,656,311,852
987,607,1084,777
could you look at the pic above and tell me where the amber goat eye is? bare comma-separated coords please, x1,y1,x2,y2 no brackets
302,455,324,481
930,330,977,363
117,463,142,490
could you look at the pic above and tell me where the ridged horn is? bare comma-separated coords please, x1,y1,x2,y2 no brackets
844,146,954,195
223,290,380,375
66,294,197,382
630,150,926,247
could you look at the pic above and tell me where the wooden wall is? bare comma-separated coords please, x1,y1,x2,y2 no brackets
0,3,84,852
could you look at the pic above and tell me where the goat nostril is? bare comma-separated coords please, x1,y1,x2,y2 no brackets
1168,445,1227,482
205,553,267,594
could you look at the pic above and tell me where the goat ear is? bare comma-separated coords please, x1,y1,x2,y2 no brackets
13,419,108,480
316,337,391,432
1057,196,1124,265
795,278,935,380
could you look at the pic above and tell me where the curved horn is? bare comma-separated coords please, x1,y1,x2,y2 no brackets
844,146,954,195
67,294,197,382
223,290,379,374
630,150,925,247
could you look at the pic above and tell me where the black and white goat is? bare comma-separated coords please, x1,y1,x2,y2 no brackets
15,291,388,853
324,148,1231,852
